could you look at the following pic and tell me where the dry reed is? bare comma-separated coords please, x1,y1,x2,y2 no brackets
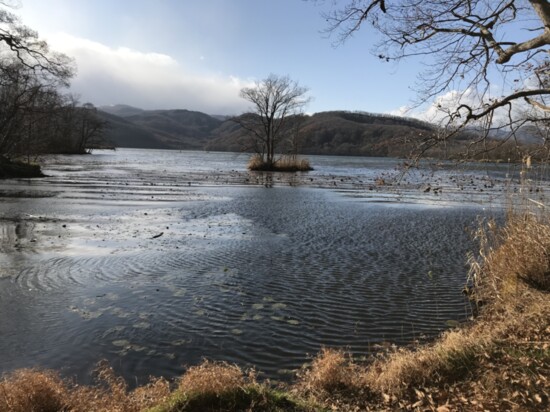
470,211,550,300
296,194,550,409
178,360,247,397
296,348,358,395
0,369,70,412
248,154,313,172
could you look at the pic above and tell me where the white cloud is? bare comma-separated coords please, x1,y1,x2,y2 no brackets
388,87,532,128
47,33,253,114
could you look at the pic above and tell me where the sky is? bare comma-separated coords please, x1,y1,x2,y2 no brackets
7,0,502,118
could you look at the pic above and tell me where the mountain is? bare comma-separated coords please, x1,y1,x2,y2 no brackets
99,108,223,150
299,111,435,157
101,106,539,160
205,111,437,158
124,109,222,149
100,104,145,118
98,111,169,149
99,108,440,156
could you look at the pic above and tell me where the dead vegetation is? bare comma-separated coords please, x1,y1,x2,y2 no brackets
248,154,313,172
0,361,315,412
292,199,550,411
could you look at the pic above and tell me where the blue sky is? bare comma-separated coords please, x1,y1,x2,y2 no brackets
15,1,431,115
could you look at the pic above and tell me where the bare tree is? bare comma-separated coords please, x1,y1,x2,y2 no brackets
237,74,310,168
0,3,74,86
75,103,107,152
321,0,550,158
0,3,78,161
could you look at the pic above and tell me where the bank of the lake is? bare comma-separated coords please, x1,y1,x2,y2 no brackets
0,157,44,179
0,149,548,410
1,216,548,411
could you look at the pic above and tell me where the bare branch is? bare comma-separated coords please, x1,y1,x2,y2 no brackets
237,74,310,166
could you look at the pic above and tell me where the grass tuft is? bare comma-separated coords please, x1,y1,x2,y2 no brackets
0,369,69,412
248,154,313,172
178,360,246,397
153,360,316,412
470,210,550,301
297,348,359,395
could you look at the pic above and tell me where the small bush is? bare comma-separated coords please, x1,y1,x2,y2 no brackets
178,360,246,397
70,362,171,411
471,211,550,300
297,348,360,395
0,156,44,179
248,154,313,172
0,369,69,412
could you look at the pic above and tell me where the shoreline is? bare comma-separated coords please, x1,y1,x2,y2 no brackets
0,157,44,179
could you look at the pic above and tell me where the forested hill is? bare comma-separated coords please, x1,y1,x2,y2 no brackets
300,111,435,157
99,106,439,157
99,105,224,150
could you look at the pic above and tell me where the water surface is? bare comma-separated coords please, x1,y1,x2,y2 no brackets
0,149,546,384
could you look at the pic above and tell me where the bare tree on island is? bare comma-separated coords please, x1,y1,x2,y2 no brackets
321,0,550,160
237,74,312,171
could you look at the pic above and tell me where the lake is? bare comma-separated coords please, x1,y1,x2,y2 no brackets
0,149,546,385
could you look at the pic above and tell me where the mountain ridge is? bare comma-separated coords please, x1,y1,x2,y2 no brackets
98,105,543,160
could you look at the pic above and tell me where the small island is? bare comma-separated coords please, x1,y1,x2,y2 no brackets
0,157,44,179
248,154,313,172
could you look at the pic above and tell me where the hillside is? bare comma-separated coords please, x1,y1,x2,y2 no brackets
99,107,223,150
100,104,145,118
300,111,434,157
98,111,169,149
205,111,437,158
98,106,542,160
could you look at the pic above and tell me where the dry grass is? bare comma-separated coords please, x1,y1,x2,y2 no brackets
470,211,550,300
297,348,359,395
178,361,247,397
248,154,313,172
156,361,314,412
0,361,315,412
295,203,550,410
0,363,171,412
0,369,70,412
70,362,171,412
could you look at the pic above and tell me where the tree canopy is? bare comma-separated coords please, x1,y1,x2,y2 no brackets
322,0,550,158
0,3,73,86
0,2,105,164
238,74,310,168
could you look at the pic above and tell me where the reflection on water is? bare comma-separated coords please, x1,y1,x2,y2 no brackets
0,149,546,385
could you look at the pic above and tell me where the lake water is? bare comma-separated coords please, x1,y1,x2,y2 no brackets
0,149,547,385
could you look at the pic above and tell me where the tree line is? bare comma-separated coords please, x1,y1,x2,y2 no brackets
0,2,105,164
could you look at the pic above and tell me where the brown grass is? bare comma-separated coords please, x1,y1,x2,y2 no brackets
156,361,315,412
296,348,359,395
178,360,246,397
0,369,70,412
295,203,550,410
248,154,313,172
470,211,550,300
70,362,171,411
0,363,171,412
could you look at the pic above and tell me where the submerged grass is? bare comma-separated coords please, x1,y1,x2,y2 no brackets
1,184,549,410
